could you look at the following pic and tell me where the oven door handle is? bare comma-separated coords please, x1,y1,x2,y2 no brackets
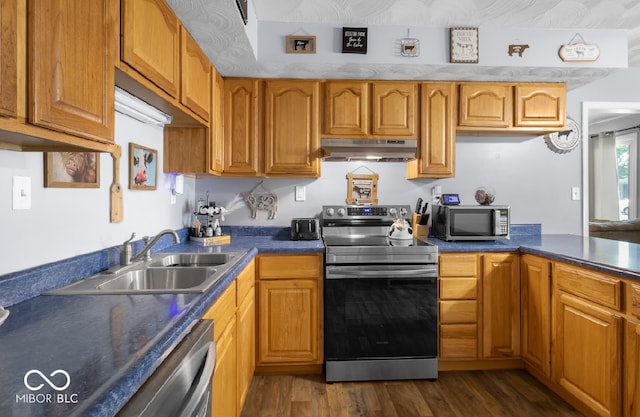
326,267,437,279
177,341,216,417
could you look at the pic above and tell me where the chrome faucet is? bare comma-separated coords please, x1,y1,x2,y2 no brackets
121,229,180,265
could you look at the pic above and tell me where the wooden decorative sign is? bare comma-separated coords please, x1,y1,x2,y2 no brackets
449,27,479,63
346,173,378,204
342,27,368,54
285,35,316,54
559,34,600,62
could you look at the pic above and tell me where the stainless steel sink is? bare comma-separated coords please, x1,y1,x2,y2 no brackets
97,268,211,291
150,253,236,268
45,251,246,295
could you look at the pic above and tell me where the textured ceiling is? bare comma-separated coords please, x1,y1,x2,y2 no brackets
167,0,640,90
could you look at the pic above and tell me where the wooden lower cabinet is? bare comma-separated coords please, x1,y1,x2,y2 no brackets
482,253,520,358
554,291,622,417
203,260,256,417
624,319,640,417
520,254,552,377
213,315,238,417
256,253,323,373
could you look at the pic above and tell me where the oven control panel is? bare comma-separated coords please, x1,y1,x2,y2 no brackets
323,205,409,219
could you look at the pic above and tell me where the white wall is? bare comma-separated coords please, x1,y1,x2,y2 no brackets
195,132,582,234
0,113,196,275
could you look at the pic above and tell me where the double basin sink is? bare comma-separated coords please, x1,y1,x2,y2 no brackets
46,252,245,295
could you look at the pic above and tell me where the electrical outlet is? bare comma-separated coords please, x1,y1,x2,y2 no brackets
571,186,581,201
13,176,31,210
295,185,306,202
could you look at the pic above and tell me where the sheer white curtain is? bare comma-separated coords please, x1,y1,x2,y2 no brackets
589,132,620,220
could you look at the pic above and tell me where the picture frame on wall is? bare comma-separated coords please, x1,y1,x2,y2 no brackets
449,27,479,63
285,35,316,54
346,173,378,204
342,27,368,54
129,143,157,190
44,152,100,188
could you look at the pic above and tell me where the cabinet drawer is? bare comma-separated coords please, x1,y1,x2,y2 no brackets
440,300,477,323
439,254,478,277
258,254,323,279
203,281,237,341
555,263,622,311
439,278,477,300
236,260,255,304
440,324,478,359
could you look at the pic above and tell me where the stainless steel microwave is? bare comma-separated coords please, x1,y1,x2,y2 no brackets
431,205,510,241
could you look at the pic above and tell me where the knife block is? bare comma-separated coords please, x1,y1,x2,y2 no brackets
411,213,429,239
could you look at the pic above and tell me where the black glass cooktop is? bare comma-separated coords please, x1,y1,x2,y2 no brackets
323,235,432,247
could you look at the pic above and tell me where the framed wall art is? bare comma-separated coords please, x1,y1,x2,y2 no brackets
346,172,378,204
44,151,100,188
129,143,157,190
449,27,479,63
285,35,316,54
342,27,368,54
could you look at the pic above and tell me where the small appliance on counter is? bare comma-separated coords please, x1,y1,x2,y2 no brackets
431,201,510,241
290,218,321,240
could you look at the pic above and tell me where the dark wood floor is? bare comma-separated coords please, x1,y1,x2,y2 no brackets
239,370,584,417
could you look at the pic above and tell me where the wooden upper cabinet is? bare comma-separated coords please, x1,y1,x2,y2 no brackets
324,81,368,136
515,83,566,128
407,83,456,179
121,0,180,98
224,78,261,176
323,80,417,138
458,83,513,128
458,82,566,131
29,0,116,143
0,0,17,118
372,82,418,137
264,79,320,178
209,67,224,175
180,27,211,122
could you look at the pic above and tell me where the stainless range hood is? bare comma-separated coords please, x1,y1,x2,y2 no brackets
321,138,417,162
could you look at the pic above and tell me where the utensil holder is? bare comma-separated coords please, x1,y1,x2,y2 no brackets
411,213,429,239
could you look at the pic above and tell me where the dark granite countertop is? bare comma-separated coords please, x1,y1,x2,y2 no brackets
0,230,323,417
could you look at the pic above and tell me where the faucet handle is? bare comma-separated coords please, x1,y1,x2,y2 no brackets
123,232,136,245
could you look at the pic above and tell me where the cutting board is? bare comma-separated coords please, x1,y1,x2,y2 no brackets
110,145,123,223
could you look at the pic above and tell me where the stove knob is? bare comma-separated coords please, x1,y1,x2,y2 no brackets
399,207,408,216
388,207,397,217
337,208,346,216
325,208,335,216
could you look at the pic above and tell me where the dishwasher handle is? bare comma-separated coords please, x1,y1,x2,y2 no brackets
178,341,216,417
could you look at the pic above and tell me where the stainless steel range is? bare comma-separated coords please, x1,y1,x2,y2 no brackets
322,204,438,382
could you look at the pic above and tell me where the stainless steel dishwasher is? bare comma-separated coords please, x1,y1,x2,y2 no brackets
117,319,216,417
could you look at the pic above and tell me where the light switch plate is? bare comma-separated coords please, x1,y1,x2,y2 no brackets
571,186,581,201
295,185,306,202
13,176,31,210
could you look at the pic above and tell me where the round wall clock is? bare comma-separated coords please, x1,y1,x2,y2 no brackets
544,117,581,154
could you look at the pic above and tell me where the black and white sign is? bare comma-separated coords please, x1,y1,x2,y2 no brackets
342,27,368,54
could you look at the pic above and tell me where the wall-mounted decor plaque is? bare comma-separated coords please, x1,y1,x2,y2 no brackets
342,27,368,54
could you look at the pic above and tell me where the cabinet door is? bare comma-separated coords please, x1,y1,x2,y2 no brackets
521,254,552,376
257,279,320,364
223,78,261,176
237,288,255,412
264,80,320,177
0,0,17,118
554,292,622,417
121,0,180,97
624,319,640,417
212,317,237,417
371,82,418,137
482,253,520,358
458,83,512,128
180,27,211,122
29,0,115,142
407,83,456,179
515,84,566,128
324,81,369,135
209,68,224,175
